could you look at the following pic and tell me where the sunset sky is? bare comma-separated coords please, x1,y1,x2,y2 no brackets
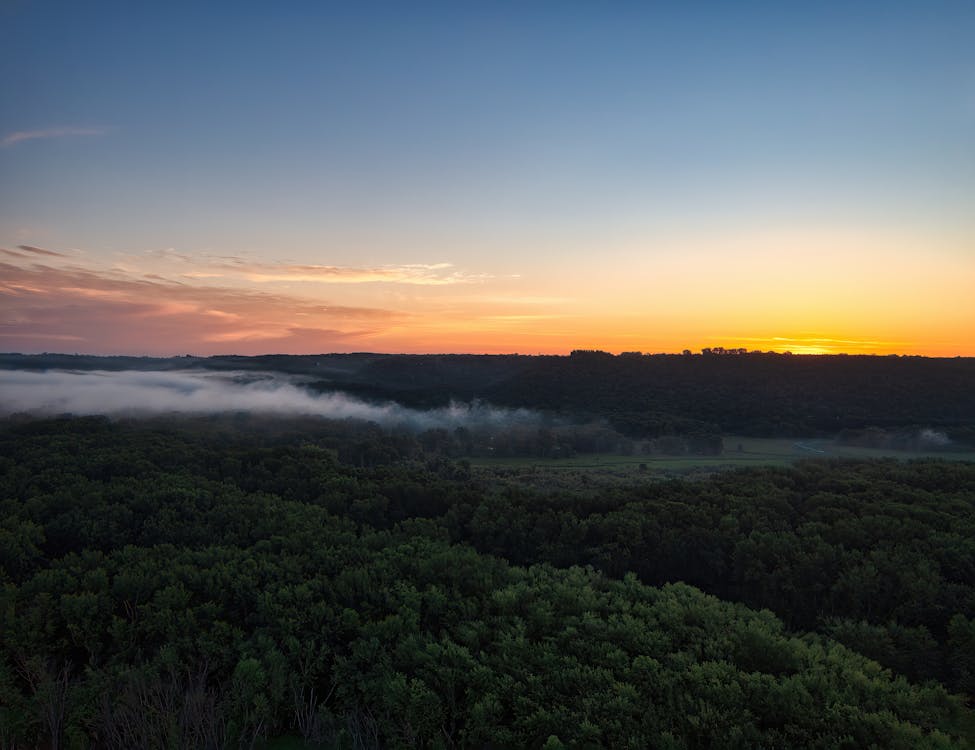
1,2,973,356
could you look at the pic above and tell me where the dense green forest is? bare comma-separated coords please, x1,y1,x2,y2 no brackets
2,416,973,748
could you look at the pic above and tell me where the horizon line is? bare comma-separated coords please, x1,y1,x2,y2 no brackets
2,349,971,360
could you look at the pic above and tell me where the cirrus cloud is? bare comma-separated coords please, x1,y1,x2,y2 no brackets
1,127,108,147
182,258,488,285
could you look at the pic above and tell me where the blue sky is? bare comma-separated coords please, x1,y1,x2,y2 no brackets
1,1,973,355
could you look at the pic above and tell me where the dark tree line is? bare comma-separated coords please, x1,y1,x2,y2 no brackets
480,351,975,439
5,351,975,441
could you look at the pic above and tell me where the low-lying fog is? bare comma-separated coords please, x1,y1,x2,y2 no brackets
0,369,540,431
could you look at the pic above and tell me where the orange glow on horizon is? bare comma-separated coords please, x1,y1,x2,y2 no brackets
1,236,972,358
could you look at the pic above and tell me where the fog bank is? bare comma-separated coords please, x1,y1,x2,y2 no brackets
0,369,540,430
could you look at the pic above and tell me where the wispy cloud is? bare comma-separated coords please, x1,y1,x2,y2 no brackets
0,259,406,355
1,245,67,259
192,258,486,286
129,249,486,286
17,244,67,257
0,332,85,342
1,127,108,147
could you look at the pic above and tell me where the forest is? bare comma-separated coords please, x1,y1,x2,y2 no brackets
2,413,974,748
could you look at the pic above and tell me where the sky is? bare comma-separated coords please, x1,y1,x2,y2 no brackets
1,1,973,356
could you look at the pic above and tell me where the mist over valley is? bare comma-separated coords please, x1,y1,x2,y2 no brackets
0,367,542,433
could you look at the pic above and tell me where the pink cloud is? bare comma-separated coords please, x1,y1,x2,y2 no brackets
0,261,404,355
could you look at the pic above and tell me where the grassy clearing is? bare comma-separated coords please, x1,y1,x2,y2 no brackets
468,436,975,475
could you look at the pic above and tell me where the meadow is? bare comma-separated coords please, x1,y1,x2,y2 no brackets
469,436,975,474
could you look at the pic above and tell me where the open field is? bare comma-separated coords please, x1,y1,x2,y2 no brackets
468,436,975,475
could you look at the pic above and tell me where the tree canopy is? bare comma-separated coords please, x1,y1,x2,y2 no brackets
2,416,973,747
